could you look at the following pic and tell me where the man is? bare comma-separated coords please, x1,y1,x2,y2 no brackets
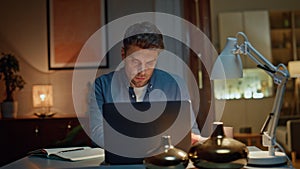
88,21,203,148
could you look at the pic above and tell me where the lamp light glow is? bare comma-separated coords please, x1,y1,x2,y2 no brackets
32,85,55,118
39,94,46,102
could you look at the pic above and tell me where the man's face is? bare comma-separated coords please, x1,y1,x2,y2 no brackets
122,45,160,88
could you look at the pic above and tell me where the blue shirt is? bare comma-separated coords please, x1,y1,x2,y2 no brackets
88,68,200,147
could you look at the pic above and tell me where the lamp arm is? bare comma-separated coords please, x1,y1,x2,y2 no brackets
244,41,277,74
264,78,287,155
237,33,290,155
245,43,290,81
237,32,289,80
248,45,289,155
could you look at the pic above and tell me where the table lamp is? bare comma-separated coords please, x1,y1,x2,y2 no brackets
32,84,55,118
211,32,290,166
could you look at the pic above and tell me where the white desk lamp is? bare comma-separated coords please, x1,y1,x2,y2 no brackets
211,32,290,166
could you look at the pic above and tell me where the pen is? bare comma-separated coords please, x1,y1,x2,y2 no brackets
58,148,85,153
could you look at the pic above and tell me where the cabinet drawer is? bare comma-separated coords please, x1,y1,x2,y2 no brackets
0,117,90,166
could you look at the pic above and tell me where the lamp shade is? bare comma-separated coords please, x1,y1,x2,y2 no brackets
288,61,300,78
211,37,243,79
32,85,53,107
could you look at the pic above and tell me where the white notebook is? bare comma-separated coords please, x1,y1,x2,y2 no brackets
28,146,104,161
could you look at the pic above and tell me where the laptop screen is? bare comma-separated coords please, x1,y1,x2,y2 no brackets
102,100,192,165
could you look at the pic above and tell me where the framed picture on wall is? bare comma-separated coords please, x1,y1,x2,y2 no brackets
47,0,108,70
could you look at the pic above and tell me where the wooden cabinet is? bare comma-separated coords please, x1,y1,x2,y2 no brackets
294,11,300,59
269,10,300,65
0,118,92,167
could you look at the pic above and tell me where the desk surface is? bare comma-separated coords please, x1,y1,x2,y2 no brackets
0,156,104,169
0,156,196,169
1,147,291,169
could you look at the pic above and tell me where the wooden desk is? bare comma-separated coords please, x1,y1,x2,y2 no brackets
1,147,291,169
234,133,262,146
0,156,194,169
1,156,103,169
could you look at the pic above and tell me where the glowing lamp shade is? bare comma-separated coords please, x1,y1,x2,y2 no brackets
32,85,53,108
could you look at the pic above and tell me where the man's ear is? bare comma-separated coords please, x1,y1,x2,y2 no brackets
121,47,126,60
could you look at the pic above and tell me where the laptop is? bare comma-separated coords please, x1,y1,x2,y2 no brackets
101,100,192,165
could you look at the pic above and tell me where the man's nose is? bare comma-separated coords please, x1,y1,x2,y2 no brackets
137,63,147,73
137,68,146,75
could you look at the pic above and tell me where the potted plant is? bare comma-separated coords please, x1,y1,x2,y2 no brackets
0,52,26,118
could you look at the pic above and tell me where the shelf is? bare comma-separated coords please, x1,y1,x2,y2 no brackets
269,10,300,116
295,29,300,49
270,10,300,63
269,11,292,29
271,28,292,32
271,48,293,65
294,11,300,28
270,29,292,49
271,48,293,53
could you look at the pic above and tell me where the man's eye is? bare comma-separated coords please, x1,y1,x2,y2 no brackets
147,61,156,67
131,59,140,65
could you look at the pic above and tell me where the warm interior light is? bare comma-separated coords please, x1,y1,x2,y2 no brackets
39,94,46,102
32,85,53,107
32,85,54,117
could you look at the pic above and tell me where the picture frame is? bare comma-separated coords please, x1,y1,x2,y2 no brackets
47,0,108,70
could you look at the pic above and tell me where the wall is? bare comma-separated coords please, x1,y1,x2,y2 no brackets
0,0,184,118
216,98,274,134
0,0,109,117
0,0,68,117
2,0,295,133
210,0,300,50
210,0,300,133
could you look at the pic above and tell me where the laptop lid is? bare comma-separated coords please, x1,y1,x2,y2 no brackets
102,100,192,165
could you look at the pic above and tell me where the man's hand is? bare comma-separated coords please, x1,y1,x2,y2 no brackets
191,133,208,145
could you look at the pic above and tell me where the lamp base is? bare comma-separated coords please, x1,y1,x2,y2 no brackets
34,112,56,118
247,151,287,167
